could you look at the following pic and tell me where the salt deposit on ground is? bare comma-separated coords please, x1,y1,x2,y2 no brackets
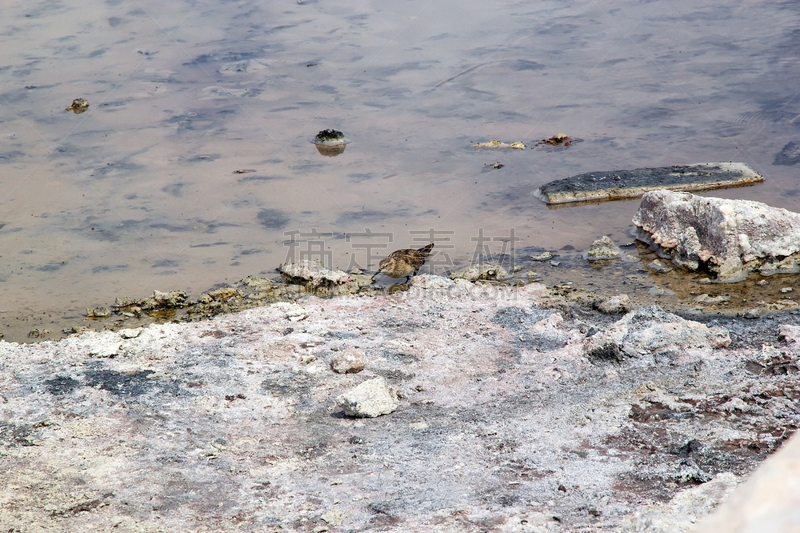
1,275,799,532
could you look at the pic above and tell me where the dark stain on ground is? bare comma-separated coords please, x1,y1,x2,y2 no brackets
83,369,157,397
0,422,37,447
44,375,81,395
184,154,220,163
261,370,315,397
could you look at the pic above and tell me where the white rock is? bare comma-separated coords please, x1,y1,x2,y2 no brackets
336,377,398,418
279,260,352,287
119,328,143,339
449,264,508,281
273,302,310,322
82,332,121,358
633,190,800,281
331,349,367,374
596,294,631,314
779,324,800,345
585,305,730,361
321,509,346,526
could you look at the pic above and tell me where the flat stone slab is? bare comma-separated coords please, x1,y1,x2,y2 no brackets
534,162,763,205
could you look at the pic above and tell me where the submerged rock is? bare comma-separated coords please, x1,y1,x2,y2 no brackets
86,307,110,318
140,290,188,309
586,236,621,261
773,140,800,166
633,190,800,281
473,140,526,149
312,129,349,157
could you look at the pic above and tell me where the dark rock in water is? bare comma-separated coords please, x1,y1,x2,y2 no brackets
773,141,800,166
312,129,349,156
313,128,347,145
535,163,763,205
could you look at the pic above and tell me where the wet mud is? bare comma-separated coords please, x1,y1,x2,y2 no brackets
2,0,800,329
2,236,799,344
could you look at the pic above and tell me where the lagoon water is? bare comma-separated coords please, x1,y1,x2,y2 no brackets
2,0,800,339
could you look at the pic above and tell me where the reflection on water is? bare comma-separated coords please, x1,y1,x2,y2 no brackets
1,0,800,341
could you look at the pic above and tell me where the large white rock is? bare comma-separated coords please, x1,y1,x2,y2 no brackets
633,190,800,281
278,260,352,287
335,377,399,418
585,305,730,361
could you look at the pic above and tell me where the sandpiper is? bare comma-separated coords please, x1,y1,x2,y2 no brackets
372,243,434,283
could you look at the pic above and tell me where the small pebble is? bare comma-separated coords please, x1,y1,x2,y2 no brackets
331,348,367,374
743,308,761,319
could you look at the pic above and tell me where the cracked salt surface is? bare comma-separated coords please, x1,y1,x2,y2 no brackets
1,275,799,532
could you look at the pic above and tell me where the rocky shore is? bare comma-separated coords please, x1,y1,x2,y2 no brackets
2,273,799,532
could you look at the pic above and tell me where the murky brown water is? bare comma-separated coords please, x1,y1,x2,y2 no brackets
2,0,800,341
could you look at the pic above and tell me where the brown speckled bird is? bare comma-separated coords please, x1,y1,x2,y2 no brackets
373,243,434,283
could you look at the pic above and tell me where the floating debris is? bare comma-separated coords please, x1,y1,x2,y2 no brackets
535,162,763,205
65,98,89,114
473,140,526,149
482,161,504,172
537,133,573,146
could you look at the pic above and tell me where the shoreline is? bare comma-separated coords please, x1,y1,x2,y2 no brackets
3,240,799,344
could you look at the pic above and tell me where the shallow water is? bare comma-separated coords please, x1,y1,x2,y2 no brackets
2,0,800,341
